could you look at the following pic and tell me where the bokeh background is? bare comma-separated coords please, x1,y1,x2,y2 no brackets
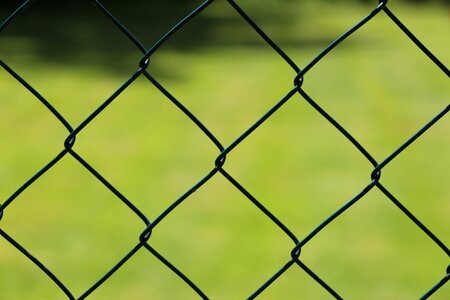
0,0,449,299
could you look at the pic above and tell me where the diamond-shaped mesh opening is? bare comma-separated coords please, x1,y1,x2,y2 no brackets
0,155,145,295
224,96,372,236
75,76,218,219
147,1,297,144
301,188,448,299
301,10,449,159
149,174,294,299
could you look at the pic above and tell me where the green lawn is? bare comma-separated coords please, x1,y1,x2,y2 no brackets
0,1,449,299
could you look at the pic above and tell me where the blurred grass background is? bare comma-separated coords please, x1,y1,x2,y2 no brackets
0,0,449,299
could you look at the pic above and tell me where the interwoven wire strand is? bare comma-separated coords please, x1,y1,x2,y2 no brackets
0,0,448,299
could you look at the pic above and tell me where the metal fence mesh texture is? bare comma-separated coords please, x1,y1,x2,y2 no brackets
0,0,448,299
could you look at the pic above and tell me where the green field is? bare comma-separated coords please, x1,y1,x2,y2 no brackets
0,1,449,299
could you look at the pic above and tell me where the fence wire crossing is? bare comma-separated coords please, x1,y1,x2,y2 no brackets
0,0,449,299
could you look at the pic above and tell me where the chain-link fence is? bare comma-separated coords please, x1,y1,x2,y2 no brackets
1,0,448,299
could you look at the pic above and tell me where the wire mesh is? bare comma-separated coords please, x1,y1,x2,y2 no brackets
0,0,448,299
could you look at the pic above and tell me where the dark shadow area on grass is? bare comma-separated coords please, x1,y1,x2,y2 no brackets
0,0,335,77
